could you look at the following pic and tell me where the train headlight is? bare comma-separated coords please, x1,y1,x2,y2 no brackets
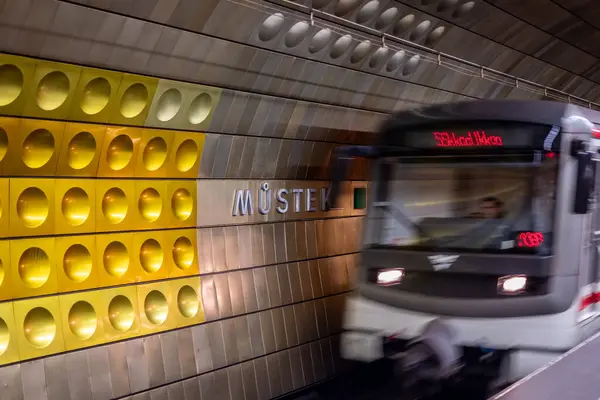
377,269,404,286
498,274,527,295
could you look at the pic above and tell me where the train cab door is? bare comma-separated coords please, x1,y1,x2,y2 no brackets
580,161,600,323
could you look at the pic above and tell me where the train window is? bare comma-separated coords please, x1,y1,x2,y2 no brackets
375,155,558,255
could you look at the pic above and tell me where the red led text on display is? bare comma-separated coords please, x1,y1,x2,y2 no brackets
433,131,503,148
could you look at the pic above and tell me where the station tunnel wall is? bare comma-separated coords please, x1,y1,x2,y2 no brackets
0,0,596,399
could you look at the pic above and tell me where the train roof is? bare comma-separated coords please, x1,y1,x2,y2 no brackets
379,100,600,139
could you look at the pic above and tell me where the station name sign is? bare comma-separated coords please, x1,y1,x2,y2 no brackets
232,183,330,216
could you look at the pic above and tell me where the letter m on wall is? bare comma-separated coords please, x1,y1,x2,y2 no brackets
233,189,253,216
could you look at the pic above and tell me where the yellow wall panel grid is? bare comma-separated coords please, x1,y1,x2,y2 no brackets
95,179,135,233
0,117,19,175
55,179,96,235
96,232,137,286
170,277,205,328
100,286,140,341
109,73,158,126
59,290,104,350
167,180,197,229
55,235,98,293
166,229,198,278
0,240,11,301
167,131,205,178
0,178,9,238
97,126,141,178
136,281,175,335
132,231,169,282
0,54,36,117
134,180,168,231
69,67,124,124
23,61,81,120
56,123,105,177
8,119,65,177
10,178,56,237
13,296,65,361
134,128,174,178
0,301,19,366
10,237,58,299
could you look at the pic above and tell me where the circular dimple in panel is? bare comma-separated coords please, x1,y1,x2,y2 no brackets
258,13,285,41
177,285,199,318
61,187,90,226
17,187,49,228
144,290,168,325
0,258,4,287
108,295,134,332
284,21,310,48
386,50,406,72
173,236,194,270
453,1,475,18
438,0,458,12
106,134,133,171
63,244,93,283
171,188,193,221
375,7,398,30
24,307,55,348
311,0,332,8
369,47,390,69
19,247,50,288
335,0,360,16
175,139,198,172
0,128,8,162
0,64,23,106
138,187,162,222
350,40,372,63
81,77,111,115
309,28,332,53
67,131,96,170
103,241,129,277
120,83,148,119
426,26,446,45
36,71,70,111
188,93,212,125
68,301,97,340
330,34,353,59
22,129,55,169
142,137,168,171
356,0,380,23
140,239,163,273
156,88,182,122
402,54,421,76
394,14,415,35
0,318,8,356
102,187,128,224
410,20,431,41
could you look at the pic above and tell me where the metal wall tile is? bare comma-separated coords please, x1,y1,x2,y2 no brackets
325,295,344,335
297,142,314,180
277,264,293,305
198,372,216,399
227,364,245,400
309,260,324,298
198,229,214,274
275,140,293,178
305,221,318,259
126,339,151,393
265,353,283,398
265,266,282,307
284,222,298,262
259,310,277,354
234,316,254,362
144,334,166,387
282,306,299,347
303,302,319,342
253,357,272,400
177,328,198,379
21,360,46,400
226,136,246,178
191,324,214,374
247,312,266,358
198,133,219,178
108,341,132,397
262,224,276,265
161,332,183,383
289,346,307,389
222,93,249,135
131,392,151,400
277,351,294,395
325,220,338,257
253,267,270,310
318,259,333,296
271,308,288,351
310,341,327,382
320,338,336,378
88,346,113,400
314,220,327,257
214,273,234,318
330,335,346,373
241,268,259,313
183,377,201,400
45,355,71,400
286,141,302,179
237,137,258,179
228,270,247,316
250,138,273,178
201,275,220,321
334,218,348,254
273,223,288,264
211,227,227,272
298,261,314,300
205,322,227,369
293,302,309,345
314,299,329,338
295,222,308,260
166,382,185,400
221,318,240,365
251,225,266,267
237,225,253,268
287,263,303,303
149,386,168,400
224,226,240,270
241,361,259,400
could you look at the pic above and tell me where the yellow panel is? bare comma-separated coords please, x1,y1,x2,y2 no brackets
6,119,65,176
108,73,159,126
0,54,36,117
0,240,11,301
0,178,9,238
95,179,135,233
95,232,137,286
170,277,205,328
56,123,105,177
165,228,198,278
134,129,174,178
9,178,55,237
59,290,104,350
132,230,168,283
55,235,99,293
55,179,96,235
13,295,65,361
22,61,82,120
68,67,124,124
166,180,197,229
0,117,20,175
166,131,205,179
0,302,19,366
99,285,140,341
136,281,175,335
97,126,141,178
133,180,168,231
10,237,58,299
173,85,222,132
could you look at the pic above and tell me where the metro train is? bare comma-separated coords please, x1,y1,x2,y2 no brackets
327,100,600,395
